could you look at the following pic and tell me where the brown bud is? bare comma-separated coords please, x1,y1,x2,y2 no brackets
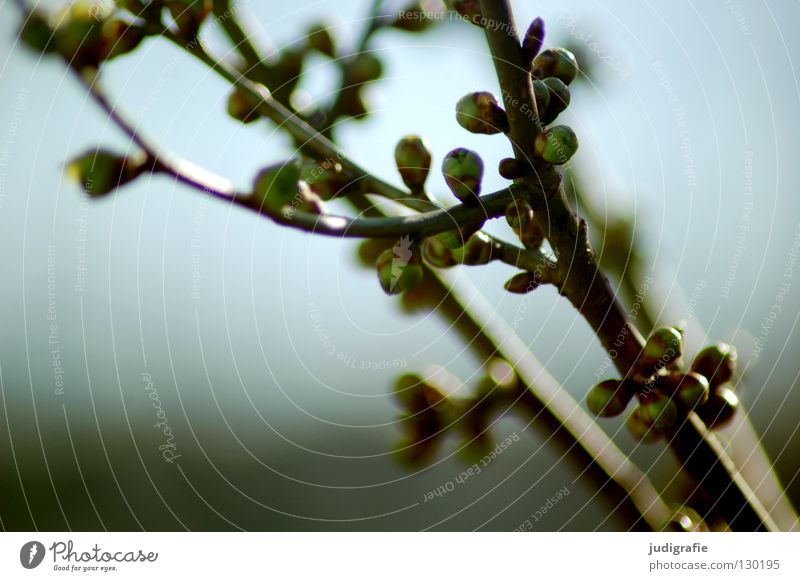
504,271,540,294
522,17,545,63
498,158,529,180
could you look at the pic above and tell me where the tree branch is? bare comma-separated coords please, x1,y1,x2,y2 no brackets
479,0,779,531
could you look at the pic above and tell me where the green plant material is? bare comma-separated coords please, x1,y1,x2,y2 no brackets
541,77,571,124
586,379,633,417
504,199,534,230
498,158,528,180
376,239,424,295
355,238,395,268
100,20,148,62
391,3,438,32
395,135,432,190
351,53,383,84
534,125,579,165
660,371,710,410
421,236,457,268
306,22,336,57
532,47,579,85
521,17,545,63
166,0,212,38
641,326,683,370
698,385,738,429
691,343,738,387
639,391,679,430
532,79,551,120
19,9,57,54
504,271,540,294
455,91,508,134
626,407,664,443
442,147,484,203
66,149,145,197
251,159,303,214
452,231,494,265
435,220,483,250
300,159,348,200
226,87,261,123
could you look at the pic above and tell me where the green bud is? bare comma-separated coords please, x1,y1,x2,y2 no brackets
395,135,432,190
393,373,427,409
351,53,383,84
522,17,545,63
504,271,540,294
541,77,571,124
19,10,57,54
626,407,663,443
300,160,348,200
436,221,482,250
252,159,302,214
52,2,108,67
227,88,261,124
638,391,678,430
450,0,482,26
66,149,145,197
355,238,395,268
532,79,551,119
306,23,336,57
641,326,683,370
442,147,484,203
532,48,579,85
452,231,494,266
455,92,508,135
498,158,529,180
691,343,737,387
534,125,579,165
101,21,148,62
421,236,457,268
376,238,424,295
505,199,534,230
698,385,738,429
672,372,710,410
586,379,633,417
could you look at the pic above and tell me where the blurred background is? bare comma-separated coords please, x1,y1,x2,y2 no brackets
0,0,798,531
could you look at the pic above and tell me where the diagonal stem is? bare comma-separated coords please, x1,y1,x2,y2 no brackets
479,0,779,531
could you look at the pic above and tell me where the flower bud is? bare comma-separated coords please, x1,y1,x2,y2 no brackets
100,21,147,62
450,0,482,26
300,160,348,200
395,135,432,190
660,371,710,410
52,2,108,67
586,379,633,417
534,125,579,165
227,88,261,124
376,238,424,295
252,159,302,213
691,343,737,387
356,238,395,268
306,23,336,57
167,0,212,38
532,79,551,119
532,48,579,85
452,231,494,266
498,158,529,180
541,77,571,124
626,407,663,443
66,149,145,197
640,326,683,370
504,271,540,294
505,200,534,230
422,236,457,268
517,219,545,249
19,10,57,54
442,147,484,203
351,53,383,84
522,17,545,63
436,220,483,250
455,92,509,135
393,373,426,409
698,385,738,429
638,391,678,430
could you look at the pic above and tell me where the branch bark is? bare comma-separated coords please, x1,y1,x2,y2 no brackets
479,0,779,531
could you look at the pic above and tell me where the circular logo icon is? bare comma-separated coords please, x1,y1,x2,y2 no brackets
20,541,46,569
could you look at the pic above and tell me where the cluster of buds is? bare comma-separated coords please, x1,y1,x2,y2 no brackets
20,2,149,69
392,359,520,465
585,326,739,442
